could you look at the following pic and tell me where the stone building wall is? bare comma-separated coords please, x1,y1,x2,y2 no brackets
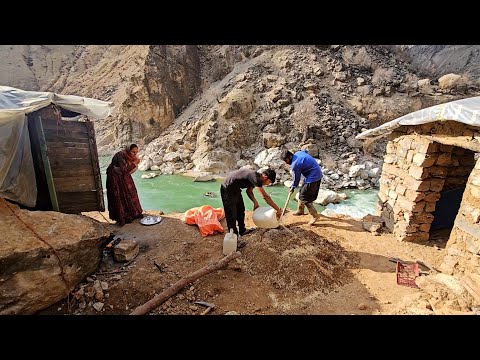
440,157,480,276
377,121,480,243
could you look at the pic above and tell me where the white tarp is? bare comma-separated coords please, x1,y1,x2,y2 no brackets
0,86,114,207
356,96,480,140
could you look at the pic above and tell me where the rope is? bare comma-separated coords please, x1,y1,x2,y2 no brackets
51,104,67,136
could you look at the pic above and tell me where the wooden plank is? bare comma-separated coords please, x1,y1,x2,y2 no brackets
44,133,90,143
54,176,96,192
461,274,480,303
57,191,98,213
45,130,88,143
46,142,90,149
34,115,60,211
85,121,105,212
51,167,94,178
41,119,88,134
27,114,52,210
46,147,91,158
49,157,93,170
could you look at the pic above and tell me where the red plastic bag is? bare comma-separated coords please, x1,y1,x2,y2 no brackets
183,205,225,237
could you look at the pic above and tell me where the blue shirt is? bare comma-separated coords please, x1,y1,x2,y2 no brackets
291,150,322,189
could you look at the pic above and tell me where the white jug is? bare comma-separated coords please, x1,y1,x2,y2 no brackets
223,229,237,255
253,207,279,228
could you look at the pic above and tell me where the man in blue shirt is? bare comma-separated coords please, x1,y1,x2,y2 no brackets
281,149,323,225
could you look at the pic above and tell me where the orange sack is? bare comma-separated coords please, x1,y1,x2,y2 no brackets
183,205,225,237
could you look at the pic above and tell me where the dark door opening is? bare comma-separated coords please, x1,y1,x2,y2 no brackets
428,146,476,247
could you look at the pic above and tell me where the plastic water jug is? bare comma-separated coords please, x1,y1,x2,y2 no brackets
223,229,237,255
253,207,279,228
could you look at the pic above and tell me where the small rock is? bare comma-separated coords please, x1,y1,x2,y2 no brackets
357,303,368,310
113,239,139,262
225,311,239,315
93,302,104,312
86,277,94,283
79,301,86,309
101,281,109,291
109,305,114,309
189,305,198,311
57,307,62,311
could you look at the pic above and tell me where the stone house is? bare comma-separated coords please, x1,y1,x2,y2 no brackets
357,97,480,276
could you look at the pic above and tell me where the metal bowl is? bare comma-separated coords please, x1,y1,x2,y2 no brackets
140,215,162,226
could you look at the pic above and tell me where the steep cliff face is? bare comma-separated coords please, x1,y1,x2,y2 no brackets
50,45,203,153
0,45,203,154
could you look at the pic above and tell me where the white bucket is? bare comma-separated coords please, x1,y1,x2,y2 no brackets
253,207,279,228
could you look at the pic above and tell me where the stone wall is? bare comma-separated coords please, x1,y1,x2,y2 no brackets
377,121,480,243
440,157,480,276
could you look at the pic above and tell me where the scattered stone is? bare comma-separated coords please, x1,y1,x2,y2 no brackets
93,302,104,312
357,303,368,310
113,240,139,262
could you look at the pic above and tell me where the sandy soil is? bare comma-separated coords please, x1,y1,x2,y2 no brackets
41,210,446,315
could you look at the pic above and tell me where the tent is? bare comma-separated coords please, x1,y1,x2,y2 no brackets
0,85,114,210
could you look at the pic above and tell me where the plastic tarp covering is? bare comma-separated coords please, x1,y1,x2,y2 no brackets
0,86,114,207
182,205,225,237
356,96,480,140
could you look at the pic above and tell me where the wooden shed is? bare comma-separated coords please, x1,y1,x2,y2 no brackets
0,86,113,214
28,104,104,213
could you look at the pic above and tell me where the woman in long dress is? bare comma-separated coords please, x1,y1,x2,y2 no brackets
106,144,143,226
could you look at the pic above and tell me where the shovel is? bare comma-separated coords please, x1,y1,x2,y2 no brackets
279,191,293,223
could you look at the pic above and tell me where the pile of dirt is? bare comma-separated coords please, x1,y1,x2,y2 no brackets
242,227,356,294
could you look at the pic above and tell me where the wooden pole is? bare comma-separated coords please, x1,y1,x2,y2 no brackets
36,116,60,211
85,120,105,212
130,251,241,315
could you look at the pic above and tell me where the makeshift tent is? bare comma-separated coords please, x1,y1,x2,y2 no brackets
356,96,480,140
0,86,113,211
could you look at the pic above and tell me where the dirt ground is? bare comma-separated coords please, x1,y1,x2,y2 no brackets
40,210,447,315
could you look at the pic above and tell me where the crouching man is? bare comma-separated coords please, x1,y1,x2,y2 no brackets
220,168,282,248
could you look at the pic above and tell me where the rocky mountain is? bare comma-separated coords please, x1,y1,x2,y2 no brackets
1,45,479,189
387,45,480,81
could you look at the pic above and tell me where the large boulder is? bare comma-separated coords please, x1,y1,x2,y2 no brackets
0,201,111,314
438,73,462,90
219,87,255,119
313,189,346,206
193,149,237,174
254,148,284,169
263,133,286,148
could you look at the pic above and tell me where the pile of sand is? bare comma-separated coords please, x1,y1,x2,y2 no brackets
242,227,357,294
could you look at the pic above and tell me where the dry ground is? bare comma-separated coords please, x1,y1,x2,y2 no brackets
41,210,446,315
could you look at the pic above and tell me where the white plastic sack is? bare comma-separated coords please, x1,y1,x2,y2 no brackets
253,206,279,228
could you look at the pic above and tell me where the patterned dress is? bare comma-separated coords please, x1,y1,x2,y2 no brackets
106,150,143,226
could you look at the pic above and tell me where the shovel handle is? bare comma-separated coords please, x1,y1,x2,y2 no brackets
280,192,293,220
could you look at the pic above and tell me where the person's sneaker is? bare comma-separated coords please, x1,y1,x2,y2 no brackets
239,228,255,236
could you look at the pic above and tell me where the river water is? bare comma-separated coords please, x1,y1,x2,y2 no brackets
100,157,379,218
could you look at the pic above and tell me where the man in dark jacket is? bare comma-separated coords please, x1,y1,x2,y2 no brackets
282,149,323,225
220,168,282,248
